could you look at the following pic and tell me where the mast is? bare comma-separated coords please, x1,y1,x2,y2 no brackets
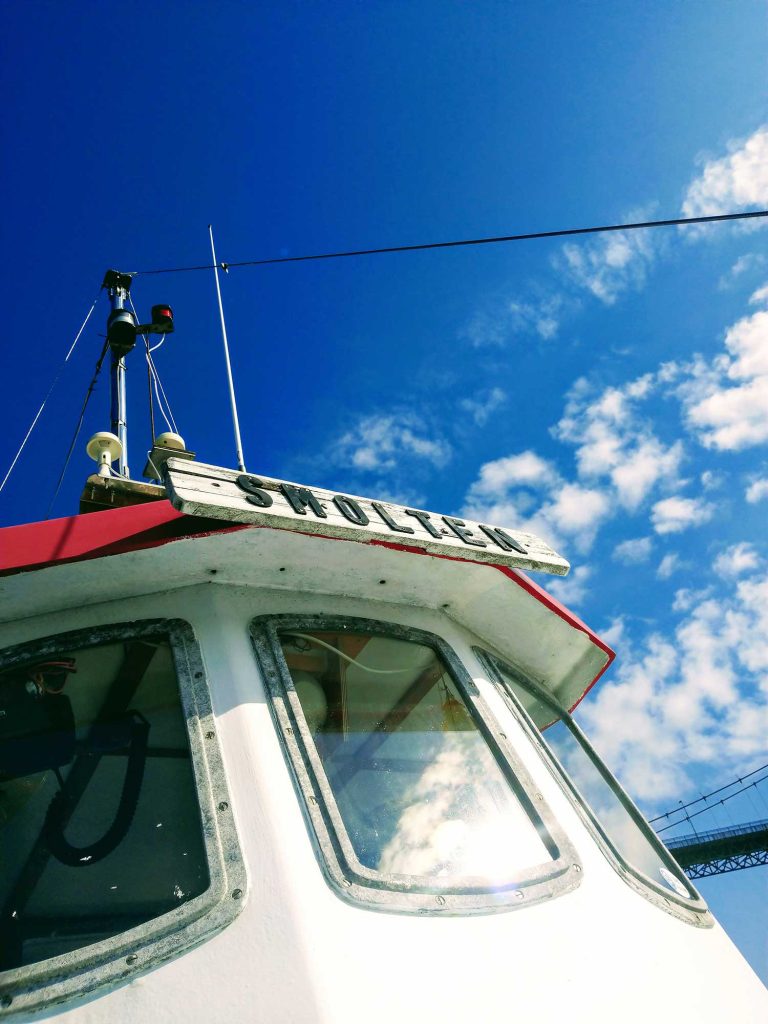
99,271,176,482
102,270,136,478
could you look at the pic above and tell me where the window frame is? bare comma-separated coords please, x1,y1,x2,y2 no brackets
474,647,712,928
0,618,247,1017
251,613,583,914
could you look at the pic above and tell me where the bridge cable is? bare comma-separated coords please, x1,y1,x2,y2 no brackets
649,761,768,822
655,771,768,835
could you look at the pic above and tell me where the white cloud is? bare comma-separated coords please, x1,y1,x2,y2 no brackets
681,125,768,222
713,542,761,578
545,484,611,546
467,450,556,495
545,565,592,607
672,587,713,613
555,373,683,510
459,309,509,348
554,208,658,305
657,553,683,580
332,413,450,472
507,295,565,340
686,376,768,450
461,293,567,348
745,477,768,504
679,306,768,450
724,306,768,378
459,387,507,426
727,574,768,674
463,367,691,558
577,570,768,804
600,616,628,651
463,451,611,556
611,438,684,510
718,252,767,289
749,282,768,306
651,496,714,534
613,537,653,565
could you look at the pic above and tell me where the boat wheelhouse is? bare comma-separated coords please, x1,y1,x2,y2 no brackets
1,470,766,1023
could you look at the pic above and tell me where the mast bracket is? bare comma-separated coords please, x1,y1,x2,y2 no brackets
101,269,134,294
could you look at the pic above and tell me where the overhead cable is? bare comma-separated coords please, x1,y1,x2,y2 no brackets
0,294,101,497
134,209,768,277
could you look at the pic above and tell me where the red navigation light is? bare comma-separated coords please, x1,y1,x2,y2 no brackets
151,304,174,334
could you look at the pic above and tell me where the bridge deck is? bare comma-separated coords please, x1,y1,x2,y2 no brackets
664,819,768,878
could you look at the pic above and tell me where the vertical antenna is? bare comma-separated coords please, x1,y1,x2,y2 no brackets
209,225,246,472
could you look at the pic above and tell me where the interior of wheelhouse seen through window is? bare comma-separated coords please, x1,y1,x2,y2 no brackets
0,634,209,971
277,627,558,888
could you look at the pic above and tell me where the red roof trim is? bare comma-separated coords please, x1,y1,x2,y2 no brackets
0,502,247,577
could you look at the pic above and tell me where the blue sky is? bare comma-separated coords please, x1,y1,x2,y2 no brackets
1,0,766,980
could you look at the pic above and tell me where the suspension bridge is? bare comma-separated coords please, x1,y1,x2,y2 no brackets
652,763,768,879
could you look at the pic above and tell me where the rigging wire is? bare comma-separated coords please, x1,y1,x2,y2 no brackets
145,336,156,444
131,296,162,436
148,353,179,434
125,296,159,444
45,339,110,519
0,294,101,497
128,295,178,435
133,209,768,277
649,761,768,822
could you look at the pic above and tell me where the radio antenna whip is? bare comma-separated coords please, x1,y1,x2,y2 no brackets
209,225,246,472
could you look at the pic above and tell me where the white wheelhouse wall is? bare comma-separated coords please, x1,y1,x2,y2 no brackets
1,577,765,1023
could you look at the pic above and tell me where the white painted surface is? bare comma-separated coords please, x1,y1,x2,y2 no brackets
0,541,766,1022
165,458,571,575
0,525,604,711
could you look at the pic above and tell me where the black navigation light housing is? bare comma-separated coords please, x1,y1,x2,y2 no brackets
107,307,138,355
150,304,174,333
134,303,175,337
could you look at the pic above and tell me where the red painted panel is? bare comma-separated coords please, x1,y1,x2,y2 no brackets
0,502,246,577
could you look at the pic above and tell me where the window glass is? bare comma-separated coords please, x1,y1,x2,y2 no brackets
490,661,695,900
0,636,209,970
279,629,552,886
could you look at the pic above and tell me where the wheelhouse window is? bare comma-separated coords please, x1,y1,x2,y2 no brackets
0,621,245,1015
476,649,707,920
251,616,580,913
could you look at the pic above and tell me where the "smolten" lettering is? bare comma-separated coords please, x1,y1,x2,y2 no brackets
234,475,526,556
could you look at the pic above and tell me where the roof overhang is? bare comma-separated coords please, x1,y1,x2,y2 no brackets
0,502,613,712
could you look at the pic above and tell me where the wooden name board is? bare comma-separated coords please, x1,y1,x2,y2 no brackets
165,459,570,576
